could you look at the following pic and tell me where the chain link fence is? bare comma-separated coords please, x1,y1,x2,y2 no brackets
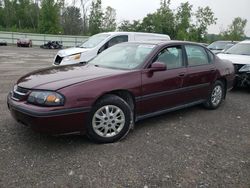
0,31,89,47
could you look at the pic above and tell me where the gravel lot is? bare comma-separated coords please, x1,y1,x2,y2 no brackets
0,46,250,188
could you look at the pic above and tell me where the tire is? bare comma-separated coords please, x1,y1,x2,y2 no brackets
87,94,132,143
204,80,225,109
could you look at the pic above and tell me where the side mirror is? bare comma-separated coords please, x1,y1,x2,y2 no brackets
150,62,167,72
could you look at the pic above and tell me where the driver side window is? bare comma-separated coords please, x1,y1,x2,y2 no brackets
98,35,128,54
108,35,128,48
154,46,183,69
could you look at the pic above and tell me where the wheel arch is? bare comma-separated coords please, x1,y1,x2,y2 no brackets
93,89,136,111
217,77,227,99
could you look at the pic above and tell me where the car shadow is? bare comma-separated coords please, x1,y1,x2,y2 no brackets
16,101,225,150
230,87,250,94
17,124,95,149
134,105,203,131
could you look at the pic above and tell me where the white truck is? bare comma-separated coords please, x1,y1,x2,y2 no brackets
53,32,170,66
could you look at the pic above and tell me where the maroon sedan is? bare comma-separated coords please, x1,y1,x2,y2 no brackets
7,41,235,143
17,38,32,47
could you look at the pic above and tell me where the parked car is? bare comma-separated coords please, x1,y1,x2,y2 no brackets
198,42,209,47
17,38,32,47
7,41,235,143
0,39,7,46
217,40,250,87
53,32,171,66
40,41,63,49
208,41,238,54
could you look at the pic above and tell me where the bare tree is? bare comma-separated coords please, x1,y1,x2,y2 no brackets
80,0,91,34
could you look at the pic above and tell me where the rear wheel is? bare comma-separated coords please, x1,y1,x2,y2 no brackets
87,94,132,143
204,80,225,109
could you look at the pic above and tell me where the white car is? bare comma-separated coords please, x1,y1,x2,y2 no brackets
217,40,250,87
53,32,170,66
208,40,238,54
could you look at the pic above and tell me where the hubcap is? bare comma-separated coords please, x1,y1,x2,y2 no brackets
92,105,125,138
211,85,222,106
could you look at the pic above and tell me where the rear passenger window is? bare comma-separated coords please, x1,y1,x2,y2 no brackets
185,45,209,66
154,46,183,69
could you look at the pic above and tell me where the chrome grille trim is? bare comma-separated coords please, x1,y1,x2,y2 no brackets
11,86,30,101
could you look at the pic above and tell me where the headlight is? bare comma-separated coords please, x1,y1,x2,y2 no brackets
239,64,250,72
27,91,64,106
63,53,81,61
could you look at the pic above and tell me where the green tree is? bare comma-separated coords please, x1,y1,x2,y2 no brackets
221,17,247,41
118,20,142,32
193,6,217,41
62,6,83,35
118,0,175,38
88,0,103,35
39,0,61,34
28,3,40,30
102,6,116,32
0,0,4,28
1,0,16,28
175,2,192,40
141,0,175,37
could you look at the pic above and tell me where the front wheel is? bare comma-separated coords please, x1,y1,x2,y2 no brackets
87,95,132,143
204,80,225,109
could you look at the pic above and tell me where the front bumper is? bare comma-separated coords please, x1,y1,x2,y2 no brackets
234,64,250,87
7,94,91,135
235,72,250,87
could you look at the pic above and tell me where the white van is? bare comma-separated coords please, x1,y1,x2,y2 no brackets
53,32,170,66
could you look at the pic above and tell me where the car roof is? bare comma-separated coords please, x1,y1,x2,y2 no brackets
210,40,239,43
239,40,250,44
120,40,206,47
99,31,170,37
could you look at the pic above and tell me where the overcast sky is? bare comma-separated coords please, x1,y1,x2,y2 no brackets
102,0,250,36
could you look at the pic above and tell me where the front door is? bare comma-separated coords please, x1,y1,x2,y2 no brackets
138,45,187,116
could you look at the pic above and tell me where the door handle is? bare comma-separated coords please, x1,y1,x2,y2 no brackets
178,72,185,77
210,68,216,72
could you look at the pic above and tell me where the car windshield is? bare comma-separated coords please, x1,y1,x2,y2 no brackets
89,43,156,70
80,33,110,48
208,42,230,50
224,43,250,55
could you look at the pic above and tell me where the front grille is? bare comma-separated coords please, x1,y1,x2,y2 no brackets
234,64,244,73
54,55,63,65
11,86,30,101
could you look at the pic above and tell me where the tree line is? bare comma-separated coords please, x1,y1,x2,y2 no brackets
0,0,247,42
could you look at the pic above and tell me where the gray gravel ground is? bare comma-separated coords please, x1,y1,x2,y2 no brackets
0,46,250,188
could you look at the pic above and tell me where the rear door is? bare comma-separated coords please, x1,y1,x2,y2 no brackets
139,45,187,115
183,44,216,102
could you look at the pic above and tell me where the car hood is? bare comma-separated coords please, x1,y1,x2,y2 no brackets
17,64,128,90
57,47,91,57
217,53,250,65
